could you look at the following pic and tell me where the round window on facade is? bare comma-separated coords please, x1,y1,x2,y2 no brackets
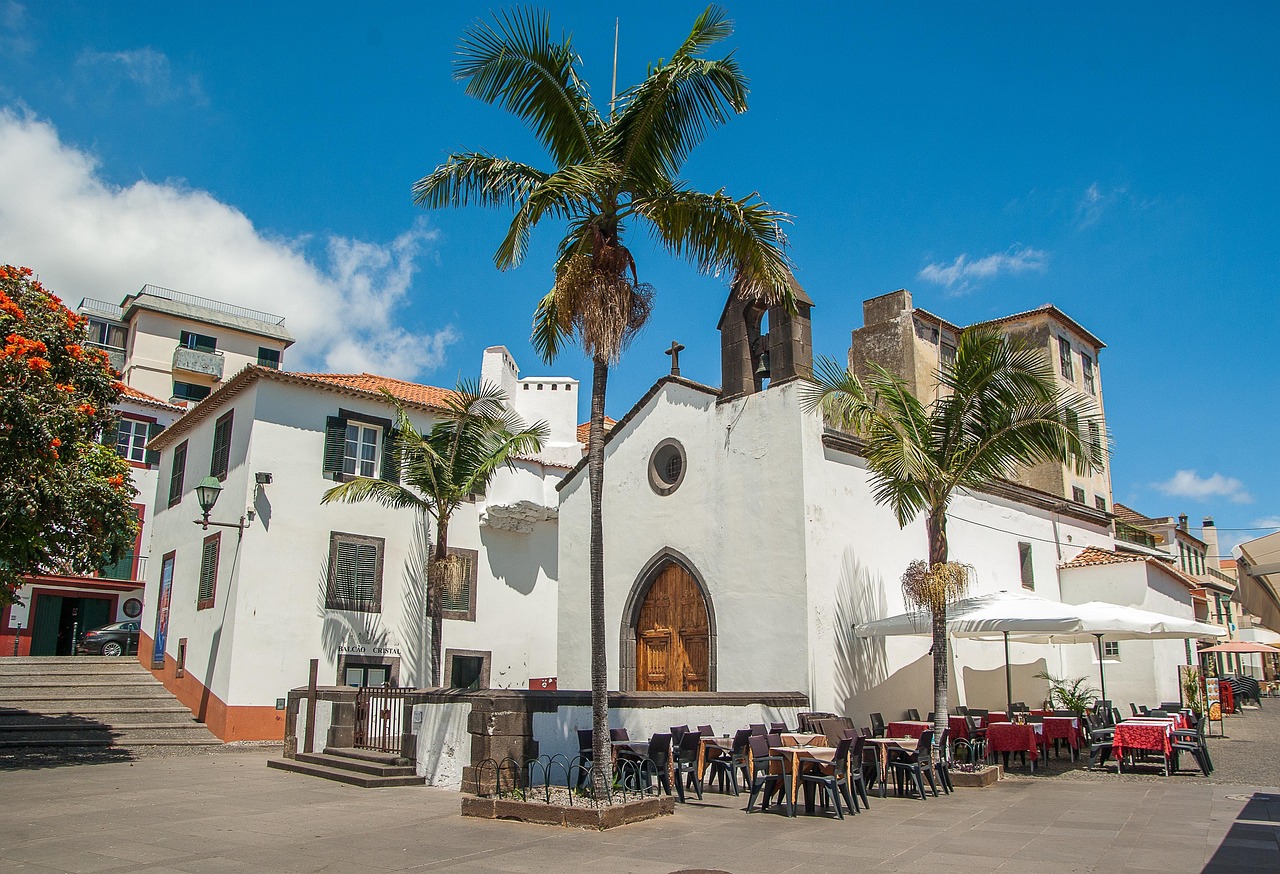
648,438,686,496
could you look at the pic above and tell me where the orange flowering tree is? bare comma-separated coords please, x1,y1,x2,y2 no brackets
0,265,137,605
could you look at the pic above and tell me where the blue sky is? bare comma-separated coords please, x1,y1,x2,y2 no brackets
0,1,1275,549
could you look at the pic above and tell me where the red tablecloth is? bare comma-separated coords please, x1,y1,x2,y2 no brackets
1042,716,1081,749
887,721,930,739
985,711,1010,724
1113,721,1171,757
985,722,1039,761
948,715,971,740
1219,681,1235,714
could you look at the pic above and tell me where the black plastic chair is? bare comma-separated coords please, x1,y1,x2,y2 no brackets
636,732,673,795
696,723,715,738
1172,713,1213,775
848,734,872,809
669,724,690,746
889,729,938,799
933,727,953,794
770,721,789,733
745,734,790,815
870,712,886,737
609,727,629,741
800,735,856,819
749,723,767,737
672,731,703,802
905,708,921,721
1087,725,1115,770
955,705,969,715
704,728,749,795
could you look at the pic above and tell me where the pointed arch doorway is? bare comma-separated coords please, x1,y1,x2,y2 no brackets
623,554,714,692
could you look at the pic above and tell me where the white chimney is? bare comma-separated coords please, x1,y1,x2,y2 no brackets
1201,516,1221,571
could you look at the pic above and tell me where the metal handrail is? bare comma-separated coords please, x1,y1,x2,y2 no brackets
138,284,287,326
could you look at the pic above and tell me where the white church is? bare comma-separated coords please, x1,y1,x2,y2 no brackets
135,284,1198,746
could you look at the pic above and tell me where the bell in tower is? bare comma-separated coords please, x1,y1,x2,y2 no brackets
717,274,813,400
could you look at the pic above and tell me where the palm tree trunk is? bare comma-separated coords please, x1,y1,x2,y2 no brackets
588,356,611,794
429,516,448,688
927,507,949,750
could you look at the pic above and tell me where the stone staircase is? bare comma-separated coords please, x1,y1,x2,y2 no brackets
0,656,223,758
268,747,424,788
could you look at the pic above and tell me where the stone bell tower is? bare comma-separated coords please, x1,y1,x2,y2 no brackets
717,275,814,400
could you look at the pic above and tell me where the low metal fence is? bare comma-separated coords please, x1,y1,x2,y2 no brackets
354,685,413,753
473,755,662,807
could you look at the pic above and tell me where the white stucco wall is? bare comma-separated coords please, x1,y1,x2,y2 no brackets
145,358,566,715
125,310,287,401
556,375,1119,731
1059,561,1195,705
413,702,472,787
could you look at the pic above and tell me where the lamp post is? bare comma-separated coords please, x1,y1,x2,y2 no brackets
194,476,246,532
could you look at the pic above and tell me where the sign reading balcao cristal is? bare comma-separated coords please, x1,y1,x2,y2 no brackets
337,641,401,656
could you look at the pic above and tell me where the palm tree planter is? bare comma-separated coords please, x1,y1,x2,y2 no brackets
322,384,546,687
803,328,1105,751
414,6,792,790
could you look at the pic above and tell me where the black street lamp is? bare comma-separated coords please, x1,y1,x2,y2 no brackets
194,476,245,531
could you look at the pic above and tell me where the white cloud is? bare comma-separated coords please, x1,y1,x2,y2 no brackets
1155,469,1253,504
1075,182,1127,229
0,1,32,55
0,108,456,380
74,47,206,106
1252,516,1280,530
918,244,1047,294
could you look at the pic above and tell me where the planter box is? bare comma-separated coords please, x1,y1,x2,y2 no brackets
461,794,675,829
949,765,1001,788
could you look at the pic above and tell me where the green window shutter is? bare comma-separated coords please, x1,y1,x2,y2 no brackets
210,411,233,480
323,416,347,478
100,549,136,581
380,427,400,484
144,422,164,465
169,441,188,507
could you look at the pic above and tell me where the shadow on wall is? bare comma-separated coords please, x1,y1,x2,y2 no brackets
833,549,890,719
479,519,556,597
962,658,1050,711
399,512,431,688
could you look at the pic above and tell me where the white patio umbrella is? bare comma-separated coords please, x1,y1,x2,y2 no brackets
853,590,1096,712
854,591,1225,709
984,602,1226,702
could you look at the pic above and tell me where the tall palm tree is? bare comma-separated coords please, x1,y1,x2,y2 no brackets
413,6,793,788
321,383,547,687
802,328,1106,745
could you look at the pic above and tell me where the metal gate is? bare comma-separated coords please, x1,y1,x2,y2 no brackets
354,685,413,753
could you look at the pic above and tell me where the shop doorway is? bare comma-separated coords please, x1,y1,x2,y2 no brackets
29,594,113,656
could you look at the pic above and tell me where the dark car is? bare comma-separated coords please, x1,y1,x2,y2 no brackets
78,621,140,657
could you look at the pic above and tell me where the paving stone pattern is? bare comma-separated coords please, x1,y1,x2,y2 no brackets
2,707,1279,873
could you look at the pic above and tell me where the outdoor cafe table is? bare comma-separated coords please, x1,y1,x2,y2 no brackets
769,743,843,815
781,732,826,747
886,721,931,739
865,736,918,798
984,711,1010,724
696,735,733,778
1042,716,1082,758
1112,719,1174,774
985,722,1042,772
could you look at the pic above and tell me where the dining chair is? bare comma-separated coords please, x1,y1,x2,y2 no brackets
609,727,629,741
849,734,872,809
769,721,789,733
670,724,690,745
705,727,750,795
870,712,886,737
641,733,673,795
696,723,715,737
799,735,856,819
1129,703,1141,717
745,734,790,815
672,731,703,802
889,729,938,799
933,727,953,794
905,708,921,721
749,723,767,736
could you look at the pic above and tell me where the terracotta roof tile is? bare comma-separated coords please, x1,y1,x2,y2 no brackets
576,417,616,445
118,383,184,412
1061,546,1147,568
287,372,455,410
1112,502,1156,526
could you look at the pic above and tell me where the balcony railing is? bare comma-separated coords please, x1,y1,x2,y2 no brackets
140,284,287,326
87,341,126,372
1115,520,1158,549
173,345,225,379
78,297,125,320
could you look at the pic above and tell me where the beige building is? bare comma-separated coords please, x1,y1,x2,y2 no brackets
78,285,294,405
848,289,1111,509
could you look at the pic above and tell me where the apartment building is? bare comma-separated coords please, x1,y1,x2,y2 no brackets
848,289,1112,509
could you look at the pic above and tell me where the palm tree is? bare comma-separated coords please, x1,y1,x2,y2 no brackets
321,383,547,687
802,328,1105,745
413,6,792,788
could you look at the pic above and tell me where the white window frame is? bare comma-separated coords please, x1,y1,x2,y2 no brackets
116,418,149,463
1102,641,1120,659
343,422,381,478
1058,336,1074,379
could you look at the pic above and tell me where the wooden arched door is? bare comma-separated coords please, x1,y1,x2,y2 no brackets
635,563,709,692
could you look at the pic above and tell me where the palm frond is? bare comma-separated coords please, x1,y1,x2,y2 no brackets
412,153,548,212
455,8,602,165
321,477,427,512
608,6,747,186
493,161,615,269
631,185,792,304
531,287,572,363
